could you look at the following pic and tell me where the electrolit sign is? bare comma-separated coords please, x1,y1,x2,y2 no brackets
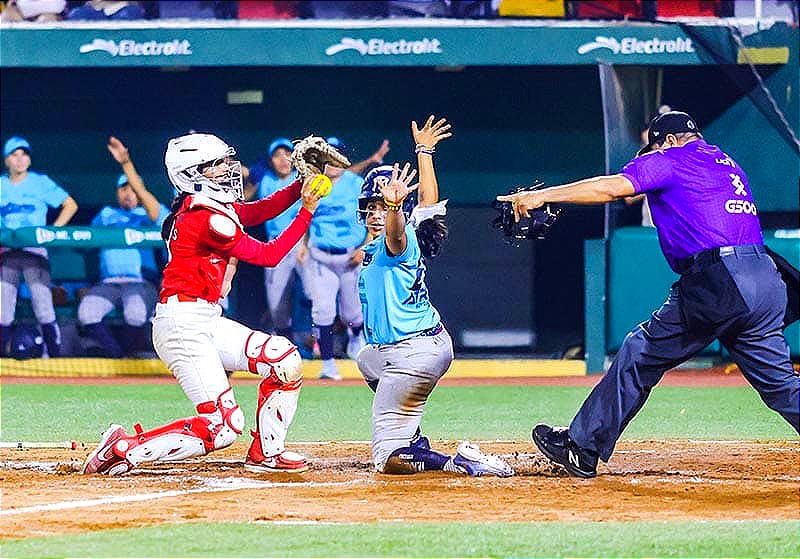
326,37,442,56
578,36,694,55
79,38,192,57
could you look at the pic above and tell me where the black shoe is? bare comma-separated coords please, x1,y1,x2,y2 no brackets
532,424,598,478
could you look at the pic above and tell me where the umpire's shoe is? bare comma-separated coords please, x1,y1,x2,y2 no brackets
532,424,598,478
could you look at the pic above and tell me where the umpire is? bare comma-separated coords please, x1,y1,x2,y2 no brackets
498,110,800,478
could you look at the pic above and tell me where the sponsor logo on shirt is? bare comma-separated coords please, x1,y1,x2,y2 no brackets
0,203,36,216
724,199,758,215
578,36,694,56
326,37,442,57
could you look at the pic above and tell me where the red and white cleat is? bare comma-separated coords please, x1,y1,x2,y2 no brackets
82,424,134,475
245,435,308,473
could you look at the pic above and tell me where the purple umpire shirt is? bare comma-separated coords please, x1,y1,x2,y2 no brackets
621,139,763,272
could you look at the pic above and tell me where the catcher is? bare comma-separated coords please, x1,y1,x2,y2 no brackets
498,110,799,477
83,133,348,475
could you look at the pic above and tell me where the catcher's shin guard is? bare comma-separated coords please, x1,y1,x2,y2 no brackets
86,388,244,474
246,375,306,472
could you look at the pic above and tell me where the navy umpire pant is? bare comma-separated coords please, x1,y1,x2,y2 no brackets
570,245,800,462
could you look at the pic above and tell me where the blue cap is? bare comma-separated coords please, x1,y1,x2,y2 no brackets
326,136,348,156
4,136,31,158
116,174,129,188
268,137,293,156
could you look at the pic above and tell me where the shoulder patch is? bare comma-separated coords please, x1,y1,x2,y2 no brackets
209,213,238,239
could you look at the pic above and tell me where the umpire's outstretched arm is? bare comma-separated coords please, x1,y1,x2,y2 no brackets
497,174,634,222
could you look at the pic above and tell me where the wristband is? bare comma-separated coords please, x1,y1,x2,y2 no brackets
385,200,402,211
415,144,435,156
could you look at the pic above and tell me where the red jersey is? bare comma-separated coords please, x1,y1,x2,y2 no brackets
160,179,311,302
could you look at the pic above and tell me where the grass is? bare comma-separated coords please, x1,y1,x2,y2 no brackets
2,521,798,558
1,383,796,442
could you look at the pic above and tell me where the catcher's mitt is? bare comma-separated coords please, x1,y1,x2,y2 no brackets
291,135,351,179
492,181,561,245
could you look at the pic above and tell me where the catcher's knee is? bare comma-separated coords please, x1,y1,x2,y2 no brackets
244,331,303,382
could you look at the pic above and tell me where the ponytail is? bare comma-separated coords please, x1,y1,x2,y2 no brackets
417,216,448,259
161,193,190,241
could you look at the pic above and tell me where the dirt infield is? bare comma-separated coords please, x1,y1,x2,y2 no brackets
2,369,798,539
1,438,798,539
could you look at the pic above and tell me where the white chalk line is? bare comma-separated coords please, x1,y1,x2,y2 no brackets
0,477,371,517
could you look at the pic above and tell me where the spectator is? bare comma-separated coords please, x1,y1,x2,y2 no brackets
77,136,168,358
66,1,144,20
0,136,78,357
304,0,386,18
302,137,388,380
1,0,65,21
386,0,449,17
237,0,300,19
156,0,236,19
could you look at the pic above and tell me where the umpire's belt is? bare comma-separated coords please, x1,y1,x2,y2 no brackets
675,244,766,275
315,245,348,255
417,323,444,337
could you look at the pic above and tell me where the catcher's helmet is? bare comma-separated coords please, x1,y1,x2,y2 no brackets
358,165,417,223
165,133,243,203
5,324,44,360
492,183,561,245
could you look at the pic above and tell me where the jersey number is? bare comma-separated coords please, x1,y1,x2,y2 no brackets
402,259,429,306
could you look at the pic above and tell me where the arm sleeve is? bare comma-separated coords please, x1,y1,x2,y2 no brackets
228,207,313,267
234,178,302,226
621,153,674,194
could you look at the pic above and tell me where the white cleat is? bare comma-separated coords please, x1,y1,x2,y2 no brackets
453,441,514,477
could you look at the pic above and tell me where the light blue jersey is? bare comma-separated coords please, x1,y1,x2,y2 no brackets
0,172,68,229
358,223,440,344
259,171,300,239
309,170,366,250
91,204,168,281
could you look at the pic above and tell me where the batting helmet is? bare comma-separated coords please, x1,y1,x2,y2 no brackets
5,324,44,360
358,165,417,223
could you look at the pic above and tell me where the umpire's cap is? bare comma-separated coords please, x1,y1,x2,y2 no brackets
4,136,31,158
268,137,293,157
638,111,701,156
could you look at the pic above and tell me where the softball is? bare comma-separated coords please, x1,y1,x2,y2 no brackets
310,174,333,197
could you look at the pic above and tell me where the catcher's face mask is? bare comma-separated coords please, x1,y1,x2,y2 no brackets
492,183,561,246
199,156,244,201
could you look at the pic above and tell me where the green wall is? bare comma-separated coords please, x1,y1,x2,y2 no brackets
0,65,605,210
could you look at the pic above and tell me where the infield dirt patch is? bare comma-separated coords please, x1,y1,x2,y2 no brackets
1,439,797,539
